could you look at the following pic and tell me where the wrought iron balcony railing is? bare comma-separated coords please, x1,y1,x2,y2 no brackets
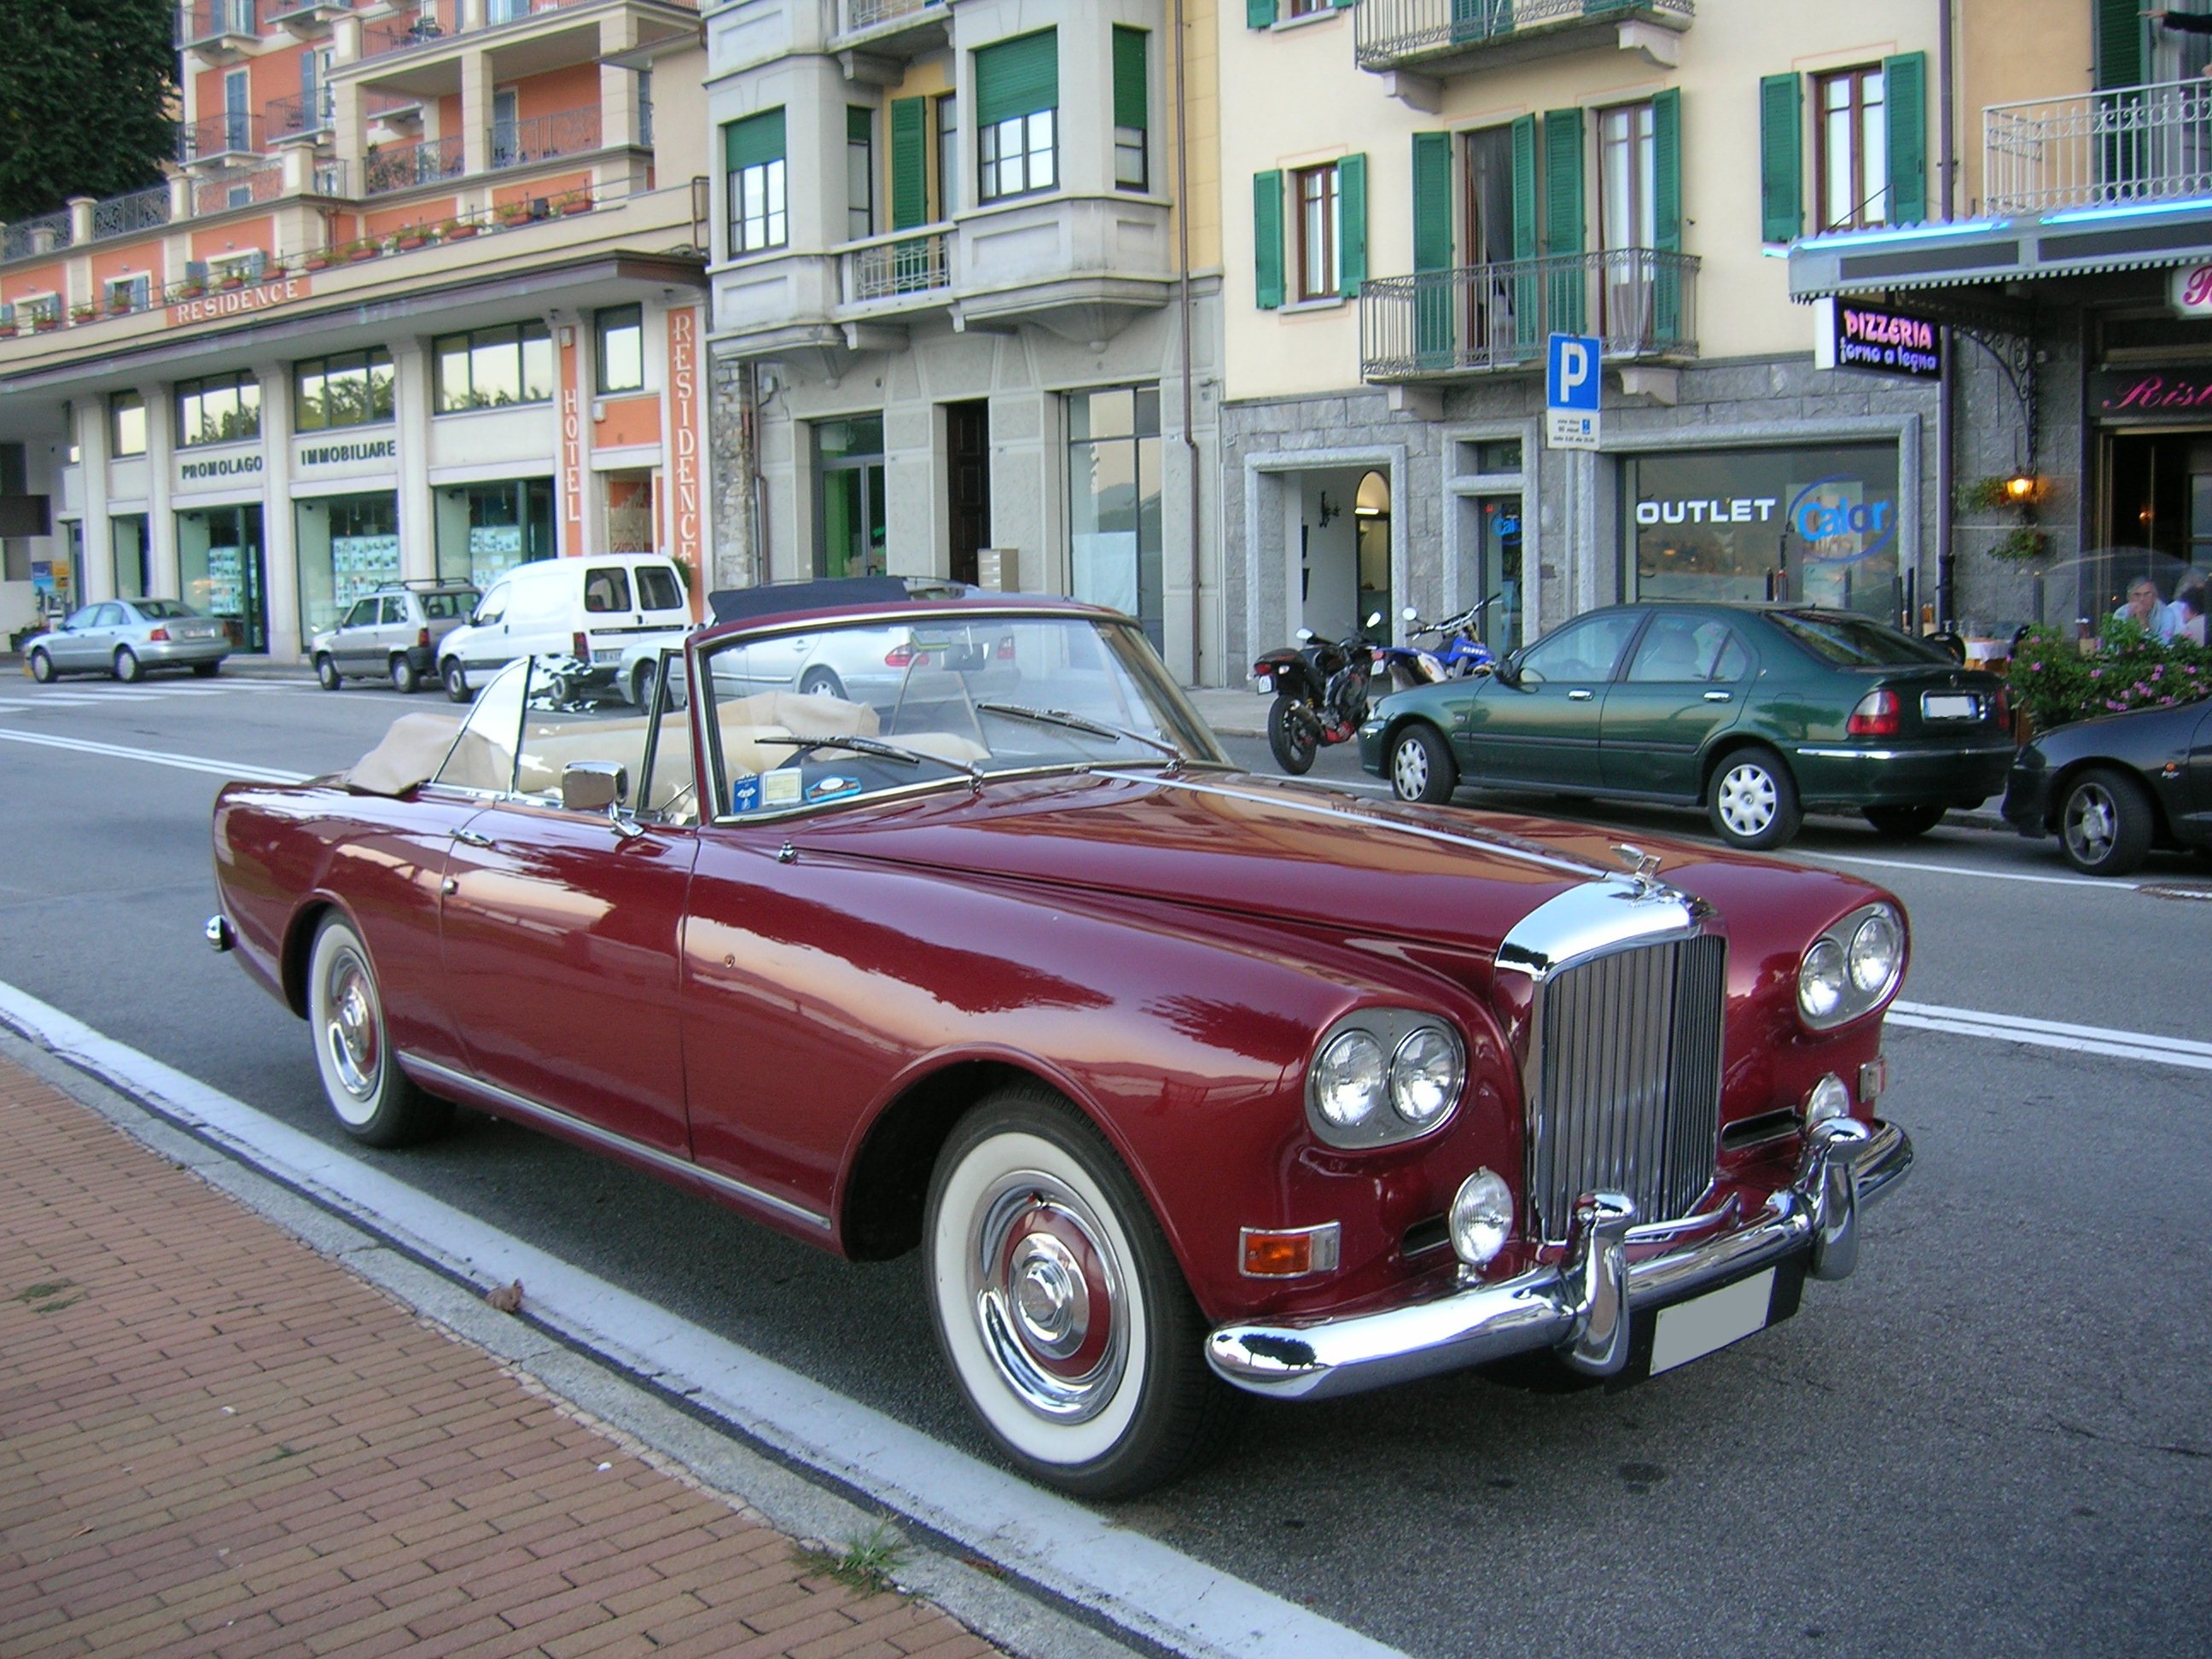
1353,0,1693,73
190,159,287,218
843,0,944,33
91,185,173,242
364,134,467,195
177,0,259,49
1,211,73,264
178,110,264,163
490,107,604,169
358,1,459,60
266,89,336,142
1359,247,1697,381
1983,77,2212,215
841,225,952,304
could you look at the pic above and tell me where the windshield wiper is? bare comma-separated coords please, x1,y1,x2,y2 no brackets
753,732,985,780
974,701,1182,759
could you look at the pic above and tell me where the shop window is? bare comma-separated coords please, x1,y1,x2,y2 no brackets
1066,386,1163,649
295,492,402,639
110,392,148,459
1815,66,1887,231
435,477,556,586
432,322,554,412
176,371,262,447
594,306,644,395
814,416,885,579
176,503,268,653
295,348,395,431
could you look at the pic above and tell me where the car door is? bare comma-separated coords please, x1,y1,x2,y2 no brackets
461,579,513,671
375,594,410,671
436,660,697,1154
49,604,104,670
333,598,379,673
1467,608,1644,790
1600,611,1754,799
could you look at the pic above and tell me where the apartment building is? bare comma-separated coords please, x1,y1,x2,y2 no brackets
1794,0,2212,635
701,0,1224,682
1218,0,1949,673
0,0,710,658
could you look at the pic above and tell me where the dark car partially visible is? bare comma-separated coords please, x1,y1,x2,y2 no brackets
2001,697,2212,876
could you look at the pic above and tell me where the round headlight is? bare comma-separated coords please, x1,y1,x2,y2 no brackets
1313,1030,1388,1128
1799,938,1847,1022
1449,1168,1514,1266
1848,907,1902,995
1389,1026,1464,1126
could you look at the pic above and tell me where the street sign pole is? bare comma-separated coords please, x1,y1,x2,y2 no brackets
1545,332,1602,451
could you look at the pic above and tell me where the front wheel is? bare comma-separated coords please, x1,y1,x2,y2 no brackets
28,649,53,684
2059,767,2153,877
1707,747,1802,850
442,659,472,703
1388,723,1458,805
1266,696,1318,775
925,1089,1240,1498
306,916,451,1148
390,655,420,695
1865,803,1947,839
315,654,341,690
114,647,143,684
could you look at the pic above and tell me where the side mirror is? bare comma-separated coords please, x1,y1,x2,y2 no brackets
1295,627,1316,643
1494,655,1522,687
1401,606,1419,622
561,760,627,814
1364,610,1383,629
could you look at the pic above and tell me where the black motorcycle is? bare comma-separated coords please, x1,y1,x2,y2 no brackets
1253,614,1380,775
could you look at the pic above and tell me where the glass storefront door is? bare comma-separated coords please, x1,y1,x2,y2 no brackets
176,503,268,652
112,513,150,598
296,492,402,640
816,416,886,579
434,478,555,587
1473,492,1523,650
1068,387,1164,649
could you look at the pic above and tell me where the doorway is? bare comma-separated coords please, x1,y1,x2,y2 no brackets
1295,467,1373,641
1461,125,1519,359
1472,492,1524,650
175,503,267,652
2096,427,2212,620
946,399,989,586
816,414,886,579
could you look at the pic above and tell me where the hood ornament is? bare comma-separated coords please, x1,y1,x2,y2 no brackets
1612,843,1663,884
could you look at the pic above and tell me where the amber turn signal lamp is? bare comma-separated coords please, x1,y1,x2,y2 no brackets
1239,1223,1341,1278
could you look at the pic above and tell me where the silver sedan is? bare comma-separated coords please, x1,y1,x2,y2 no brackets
26,598,230,683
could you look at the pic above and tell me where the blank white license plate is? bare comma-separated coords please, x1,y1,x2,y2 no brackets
1922,692,1977,721
1649,1269,1775,1375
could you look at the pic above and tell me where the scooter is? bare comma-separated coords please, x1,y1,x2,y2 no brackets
1253,614,1382,775
1371,597,1503,691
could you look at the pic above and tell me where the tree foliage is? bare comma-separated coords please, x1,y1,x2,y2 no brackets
0,0,176,222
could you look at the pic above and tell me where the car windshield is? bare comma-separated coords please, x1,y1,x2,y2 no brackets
1771,611,1954,667
700,612,1224,818
418,590,478,620
132,598,197,620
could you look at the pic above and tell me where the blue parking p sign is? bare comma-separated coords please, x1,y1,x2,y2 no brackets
1545,332,1601,451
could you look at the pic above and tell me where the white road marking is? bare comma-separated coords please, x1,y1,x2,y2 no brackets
0,981,1406,1659
0,729,311,785
1889,999,2212,1072
1798,849,2128,892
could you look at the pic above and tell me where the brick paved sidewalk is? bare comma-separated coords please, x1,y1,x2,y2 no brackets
0,1057,1002,1659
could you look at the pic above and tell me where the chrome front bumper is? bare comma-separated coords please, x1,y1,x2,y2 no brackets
1206,1118,1911,1400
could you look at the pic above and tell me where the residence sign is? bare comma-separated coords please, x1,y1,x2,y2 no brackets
1813,298,1941,379
167,275,314,328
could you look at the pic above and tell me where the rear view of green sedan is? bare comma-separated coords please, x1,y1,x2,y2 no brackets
1357,603,2016,850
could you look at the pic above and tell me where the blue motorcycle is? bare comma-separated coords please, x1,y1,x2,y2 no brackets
1371,597,1501,692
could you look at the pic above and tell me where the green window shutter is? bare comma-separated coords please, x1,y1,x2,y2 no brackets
1337,152,1367,299
1254,170,1284,310
975,29,1058,128
1113,27,1147,131
847,106,871,143
1510,114,1537,259
1883,51,1929,227
2096,0,2144,88
1332,0,1356,9
1651,88,1681,253
1246,0,1276,26
1759,73,1802,243
1412,131,1453,271
724,108,785,172
1540,107,1583,257
889,96,927,229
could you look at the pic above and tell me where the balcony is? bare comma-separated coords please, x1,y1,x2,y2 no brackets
1354,0,1692,89
832,0,948,77
90,185,173,242
266,0,346,33
364,134,469,194
1984,78,2212,215
1,211,73,264
179,110,265,166
190,158,288,217
176,0,260,55
1359,248,1698,381
358,1,461,61
841,226,952,307
267,89,337,143
490,107,604,168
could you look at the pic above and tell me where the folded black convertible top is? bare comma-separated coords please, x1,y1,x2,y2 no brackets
707,576,926,626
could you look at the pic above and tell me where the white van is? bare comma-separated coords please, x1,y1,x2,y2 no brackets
438,555,691,702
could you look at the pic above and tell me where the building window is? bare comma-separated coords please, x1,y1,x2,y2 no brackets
847,106,875,241
725,108,789,254
1284,0,1332,15
432,322,555,412
975,30,1057,202
1815,66,1887,231
814,416,886,579
637,67,654,148
175,371,262,447
104,274,151,314
594,306,645,394
935,93,958,218
110,392,147,458
1113,26,1148,192
1294,163,1339,301
294,348,395,431
435,478,557,586
1598,102,1656,250
1067,386,1163,649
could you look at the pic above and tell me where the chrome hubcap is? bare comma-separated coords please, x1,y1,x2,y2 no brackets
323,953,380,1101
2065,788,2115,860
972,1184,1126,1422
1394,741,1429,799
1719,765,1776,835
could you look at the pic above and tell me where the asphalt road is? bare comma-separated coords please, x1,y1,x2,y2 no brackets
2,667,2206,1657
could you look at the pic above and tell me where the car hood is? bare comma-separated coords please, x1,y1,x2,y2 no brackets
793,768,1886,966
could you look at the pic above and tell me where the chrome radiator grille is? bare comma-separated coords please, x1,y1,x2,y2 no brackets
1528,934,1726,1242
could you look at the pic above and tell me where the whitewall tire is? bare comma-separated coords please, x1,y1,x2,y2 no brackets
306,916,450,1147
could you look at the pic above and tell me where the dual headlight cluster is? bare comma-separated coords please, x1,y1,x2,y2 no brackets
1797,902,1905,1029
1307,1010,1467,1149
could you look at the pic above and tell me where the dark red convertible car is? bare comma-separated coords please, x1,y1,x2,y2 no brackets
208,588,1912,1496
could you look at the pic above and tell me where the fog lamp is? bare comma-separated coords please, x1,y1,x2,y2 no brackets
1805,1073,1852,1129
1449,1168,1514,1267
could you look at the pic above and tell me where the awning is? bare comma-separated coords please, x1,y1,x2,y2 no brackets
1787,197,2212,300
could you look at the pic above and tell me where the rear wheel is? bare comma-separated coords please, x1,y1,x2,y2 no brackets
192,661,220,678
114,647,143,683
28,649,53,684
442,659,472,703
306,916,451,1148
315,654,341,690
800,666,846,700
389,655,420,695
924,1088,1239,1498
1267,696,1318,775
2058,768,2153,877
1865,803,1947,839
1707,747,1802,850
1388,723,1458,805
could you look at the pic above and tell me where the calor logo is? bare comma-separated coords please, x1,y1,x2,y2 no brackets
1790,475,1896,562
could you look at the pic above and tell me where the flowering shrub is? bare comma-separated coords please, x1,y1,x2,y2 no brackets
2008,620,2212,732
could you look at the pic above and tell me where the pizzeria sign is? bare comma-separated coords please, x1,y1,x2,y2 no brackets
1813,298,1942,379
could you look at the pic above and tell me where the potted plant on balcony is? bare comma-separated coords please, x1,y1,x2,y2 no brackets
346,237,380,263
445,213,480,239
69,303,99,325
302,247,333,271
556,190,593,217
495,199,531,228
394,223,432,251
105,292,133,315
175,276,206,299
216,268,245,291
32,309,61,332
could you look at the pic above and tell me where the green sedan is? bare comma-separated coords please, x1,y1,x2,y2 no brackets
1356,602,2016,850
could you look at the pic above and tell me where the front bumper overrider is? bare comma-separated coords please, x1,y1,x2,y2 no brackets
1206,1117,1911,1400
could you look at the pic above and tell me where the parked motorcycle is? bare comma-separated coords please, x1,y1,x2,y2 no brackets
1371,596,1503,691
1254,614,1382,775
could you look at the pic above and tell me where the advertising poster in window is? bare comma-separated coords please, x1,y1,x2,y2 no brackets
1624,444,1901,618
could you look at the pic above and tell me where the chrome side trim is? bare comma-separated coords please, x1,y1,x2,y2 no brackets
399,1053,833,1233
204,913,236,953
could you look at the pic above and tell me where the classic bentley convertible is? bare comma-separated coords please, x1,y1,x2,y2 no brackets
208,590,1912,1496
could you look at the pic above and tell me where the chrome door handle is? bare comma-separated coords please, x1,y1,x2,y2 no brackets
439,876,458,895
451,827,493,848
1703,690,1732,702
1567,689,1595,701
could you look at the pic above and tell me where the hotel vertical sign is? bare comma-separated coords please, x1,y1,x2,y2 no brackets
666,308,702,579
556,325,587,556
